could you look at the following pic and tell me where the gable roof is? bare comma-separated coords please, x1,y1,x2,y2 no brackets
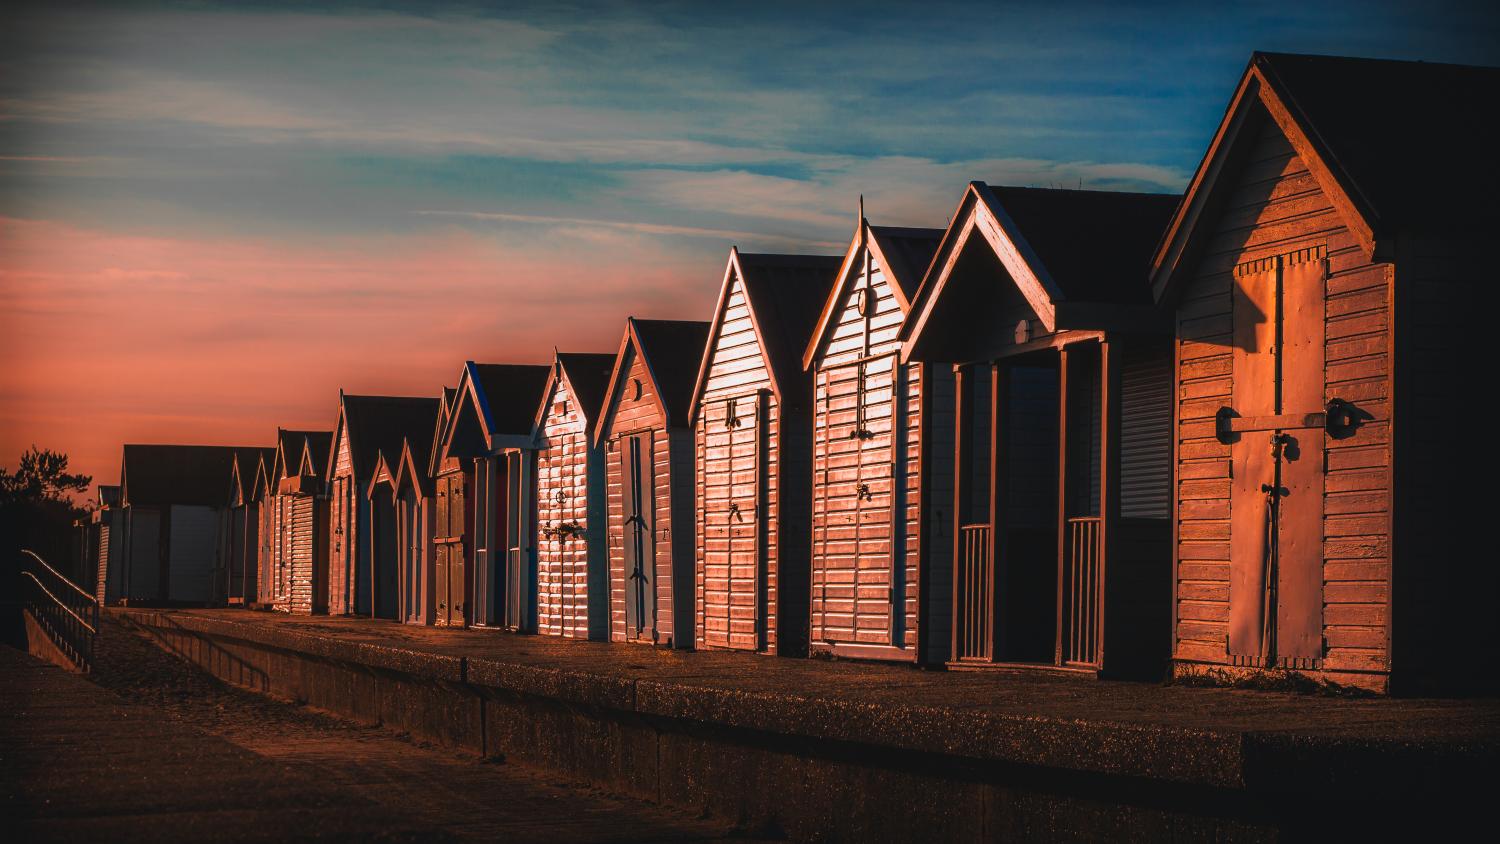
331,394,441,484
802,212,944,369
302,431,333,477
229,447,276,505
534,352,616,435
273,429,319,482
690,248,841,421
593,317,711,442
1152,52,1500,302
395,436,435,499
443,362,553,456
428,386,457,475
121,444,260,508
556,353,615,425
902,182,1176,355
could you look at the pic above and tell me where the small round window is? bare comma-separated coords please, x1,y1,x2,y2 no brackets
854,287,871,317
631,378,643,400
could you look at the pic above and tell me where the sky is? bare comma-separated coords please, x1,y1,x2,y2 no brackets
2,0,1496,495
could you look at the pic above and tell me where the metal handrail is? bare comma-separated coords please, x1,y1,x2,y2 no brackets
19,570,97,634
19,548,100,671
22,549,96,606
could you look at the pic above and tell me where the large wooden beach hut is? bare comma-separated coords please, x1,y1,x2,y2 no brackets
1153,53,1499,693
802,211,951,664
439,363,552,629
116,444,252,605
326,394,441,618
593,318,711,648
689,249,841,654
531,352,615,640
902,183,1179,677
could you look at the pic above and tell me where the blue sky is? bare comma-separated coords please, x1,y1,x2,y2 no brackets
2,0,1496,486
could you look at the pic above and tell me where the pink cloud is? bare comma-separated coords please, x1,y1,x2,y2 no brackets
0,216,720,493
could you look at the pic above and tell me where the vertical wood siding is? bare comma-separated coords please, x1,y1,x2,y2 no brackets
695,275,781,652
1173,115,1392,675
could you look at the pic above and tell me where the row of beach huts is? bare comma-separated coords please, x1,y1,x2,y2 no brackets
82,54,1495,694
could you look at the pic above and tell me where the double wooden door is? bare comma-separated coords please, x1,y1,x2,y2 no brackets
1226,248,1327,667
620,432,656,639
434,470,468,627
699,392,770,650
814,354,903,647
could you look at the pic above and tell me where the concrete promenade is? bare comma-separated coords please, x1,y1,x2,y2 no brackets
1,624,761,842
108,607,1500,840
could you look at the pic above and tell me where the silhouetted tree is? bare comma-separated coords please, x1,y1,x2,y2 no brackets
1,447,92,587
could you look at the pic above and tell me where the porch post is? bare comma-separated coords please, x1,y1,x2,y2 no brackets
988,361,1003,661
1055,346,1070,667
1099,338,1120,671
951,363,969,662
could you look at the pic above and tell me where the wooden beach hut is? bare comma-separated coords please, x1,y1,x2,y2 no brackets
593,318,711,648
689,249,841,654
1153,53,1499,694
225,447,275,606
439,364,552,629
267,429,332,615
326,394,441,618
802,210,951,664
387,387,454,626
116,444,254,605
902,184,1179,677
531,352,615,640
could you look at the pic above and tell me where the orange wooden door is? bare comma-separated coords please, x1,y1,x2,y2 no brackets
1227,250,1326,666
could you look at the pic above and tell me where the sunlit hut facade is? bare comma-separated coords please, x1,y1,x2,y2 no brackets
689,249,840,654
593,318,711,648
326,394,441,619
267,429,332,615
531,352,615,640
440,362,552,629
115,444,254,606
802,210,951,664
225,447,275,606
902,184,1178,677
250,449,277,609
1154,53,1498,694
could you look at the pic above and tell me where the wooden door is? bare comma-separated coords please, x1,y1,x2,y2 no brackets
1227,250,1326,667
621,432,655,639
434,471,468,627
504,451,527,630
701,392,770,650
815,354,900,646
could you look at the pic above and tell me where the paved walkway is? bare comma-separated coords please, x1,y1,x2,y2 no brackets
1,623,757,843
139,608,1500,743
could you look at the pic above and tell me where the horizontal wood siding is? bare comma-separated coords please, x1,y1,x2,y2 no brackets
1173,115,1392,675
329,426,355,615
605,348,674,644
536,377,595,639
811,251,948,661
